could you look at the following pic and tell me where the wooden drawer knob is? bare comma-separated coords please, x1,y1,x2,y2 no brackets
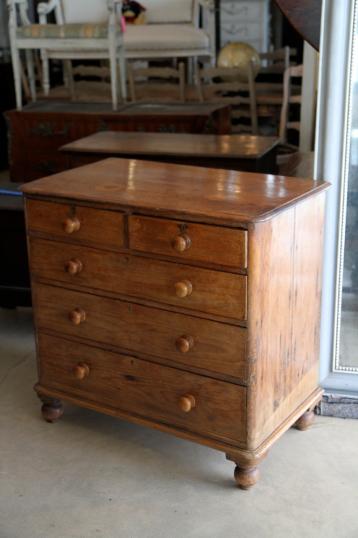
63,217,81,234
69,308,86,325
174,280,193,298
176,335,194,353
73,362,90,380
179,394,196,413
172,234,191,253
64,259,83,275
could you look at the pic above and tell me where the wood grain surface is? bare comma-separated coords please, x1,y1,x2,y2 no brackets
246,192,326,448
26,199,124,250
61,132,279,160
22,158,329,226
33,283,248,381
37,333,247,445
29,237,247,321
129,215,247,269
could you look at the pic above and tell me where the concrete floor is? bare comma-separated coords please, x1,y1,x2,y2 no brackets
1,308,358,538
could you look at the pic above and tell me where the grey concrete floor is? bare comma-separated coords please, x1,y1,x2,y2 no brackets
1,308,358,538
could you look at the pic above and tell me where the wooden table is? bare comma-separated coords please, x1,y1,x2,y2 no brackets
61,132,280,174
6,101,231,182
22,158,328,489
279,151,315,178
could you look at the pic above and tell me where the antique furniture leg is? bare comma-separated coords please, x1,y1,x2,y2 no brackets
38,393,64,423
9,39,22,109
25,50,36,102
294,407,316,431
119,52,127,102
226,453,267,490
41,51,50,96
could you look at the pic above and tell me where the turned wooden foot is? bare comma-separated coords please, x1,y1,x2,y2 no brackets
234,465,260,490
38,395,64,423
227,453,266,490
294,409,315,431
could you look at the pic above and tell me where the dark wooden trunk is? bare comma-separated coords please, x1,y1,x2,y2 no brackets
6,101,232,182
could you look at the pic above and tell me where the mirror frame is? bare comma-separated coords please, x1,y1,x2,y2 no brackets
315,0,358,392
332,0,358,374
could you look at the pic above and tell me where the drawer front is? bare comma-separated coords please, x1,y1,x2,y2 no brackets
129,216,247,269
30,238,247,321
34,284,247,381
221,1,262,22
26,199,124,250
221,22,262,42
38,333,247,444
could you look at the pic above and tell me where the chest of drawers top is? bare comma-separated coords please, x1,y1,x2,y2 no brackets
21,157,327,227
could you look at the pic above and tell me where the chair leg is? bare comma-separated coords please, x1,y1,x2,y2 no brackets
41,51,50,96
109,42,119,111
63,60,75,100
10,45,22,109
187,57,194,85
119,51,127,102
192,56,199,87
25,50,36,102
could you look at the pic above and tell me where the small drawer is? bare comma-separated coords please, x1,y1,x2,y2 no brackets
38,333,247,444
26,199,124,250
30,238,247,320
34,283,247,381
221,1,262,22
129,216,247,269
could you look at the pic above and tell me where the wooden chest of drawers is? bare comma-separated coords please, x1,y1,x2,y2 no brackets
22,158,329,489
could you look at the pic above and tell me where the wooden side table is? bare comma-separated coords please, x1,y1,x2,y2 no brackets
61,131,279,173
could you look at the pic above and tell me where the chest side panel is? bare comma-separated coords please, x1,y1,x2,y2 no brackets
246,193,325,449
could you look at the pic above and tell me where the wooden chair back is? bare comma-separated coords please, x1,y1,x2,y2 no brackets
255,47,299,132
128,63,186,103
279,64,303,143
197,64,258,134
259,46,297,75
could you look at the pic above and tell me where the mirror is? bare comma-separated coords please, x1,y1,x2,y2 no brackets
335,1,358,373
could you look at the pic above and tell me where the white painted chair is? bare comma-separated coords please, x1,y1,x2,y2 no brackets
123,0,216,67
7,0,126,110
54,0,216,77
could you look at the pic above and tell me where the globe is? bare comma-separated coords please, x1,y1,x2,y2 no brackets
217,42,261,82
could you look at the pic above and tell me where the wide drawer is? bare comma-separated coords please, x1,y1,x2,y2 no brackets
221,22,262,42
33,283,247,381
38,333,247,445
26,199,124,250
30,238,247,321
129,216,247,269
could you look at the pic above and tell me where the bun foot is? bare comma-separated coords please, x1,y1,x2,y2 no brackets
234,465,260,490
40,397,64,423
294,410,315,431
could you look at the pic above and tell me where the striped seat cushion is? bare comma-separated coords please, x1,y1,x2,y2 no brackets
17,23,108,39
